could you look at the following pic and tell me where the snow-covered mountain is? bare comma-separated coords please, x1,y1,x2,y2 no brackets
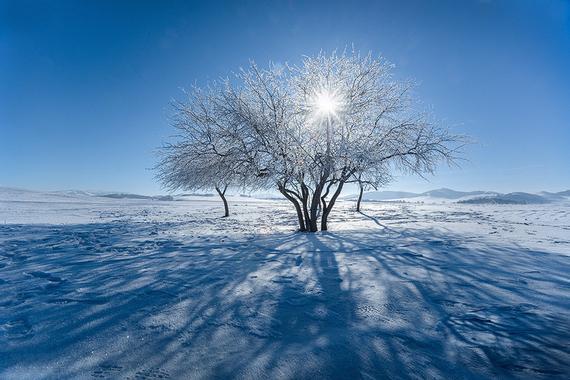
100,193,174,201
2,186,570,205
0,187,278,205
538,191,570,202
460,192,549,205
0,187,102,203
345,187,570,204
345,190,419,201
420,188,495,199
0,187,174,203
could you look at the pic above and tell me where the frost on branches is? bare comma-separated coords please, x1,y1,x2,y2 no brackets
156,50,466,230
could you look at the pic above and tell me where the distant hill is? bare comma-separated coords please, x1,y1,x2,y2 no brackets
459,192,549,205
419,188,493,200
344,188,501,203
538,191,567,202
0,187,175,203
343,188,570,205
2,186,569,205
344,190,419,201
100,193,174,201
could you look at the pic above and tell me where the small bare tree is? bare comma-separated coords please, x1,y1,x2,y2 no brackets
156,89,252,217
351,171,392,212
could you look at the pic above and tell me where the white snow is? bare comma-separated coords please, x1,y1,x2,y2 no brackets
1,189,569,379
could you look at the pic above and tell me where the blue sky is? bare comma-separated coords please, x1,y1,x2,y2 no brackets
1,0,569,194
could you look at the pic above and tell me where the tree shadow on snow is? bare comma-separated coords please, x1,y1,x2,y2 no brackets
0,214,569,379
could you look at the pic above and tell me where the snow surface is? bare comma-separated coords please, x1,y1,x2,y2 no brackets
1,189,569,379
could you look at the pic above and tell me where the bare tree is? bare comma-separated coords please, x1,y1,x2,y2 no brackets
281,51,466,231
352,171,391,213
157,50,467,231
155,88,252,217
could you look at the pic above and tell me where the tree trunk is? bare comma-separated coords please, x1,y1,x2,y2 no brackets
308,192,322,232
308,179,326,232
320,180,334,218
321,180,346,231
356,183,364,212
215,186,230,217
279,186,306,232
300,182,312,231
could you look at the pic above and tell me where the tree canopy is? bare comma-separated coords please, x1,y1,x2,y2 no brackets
157,50,466,230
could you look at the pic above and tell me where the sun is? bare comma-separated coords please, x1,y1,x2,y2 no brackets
313,89,340,118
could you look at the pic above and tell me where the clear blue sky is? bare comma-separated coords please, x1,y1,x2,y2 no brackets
1,0,569,194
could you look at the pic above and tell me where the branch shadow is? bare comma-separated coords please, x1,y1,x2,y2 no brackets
0,214,569,379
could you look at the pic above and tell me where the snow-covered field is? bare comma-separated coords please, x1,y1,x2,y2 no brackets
1,190,569,379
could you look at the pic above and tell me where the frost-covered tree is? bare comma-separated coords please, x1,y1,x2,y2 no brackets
156,90,252,217
352,171,392,213
286,52,467,231
157,50,466,231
